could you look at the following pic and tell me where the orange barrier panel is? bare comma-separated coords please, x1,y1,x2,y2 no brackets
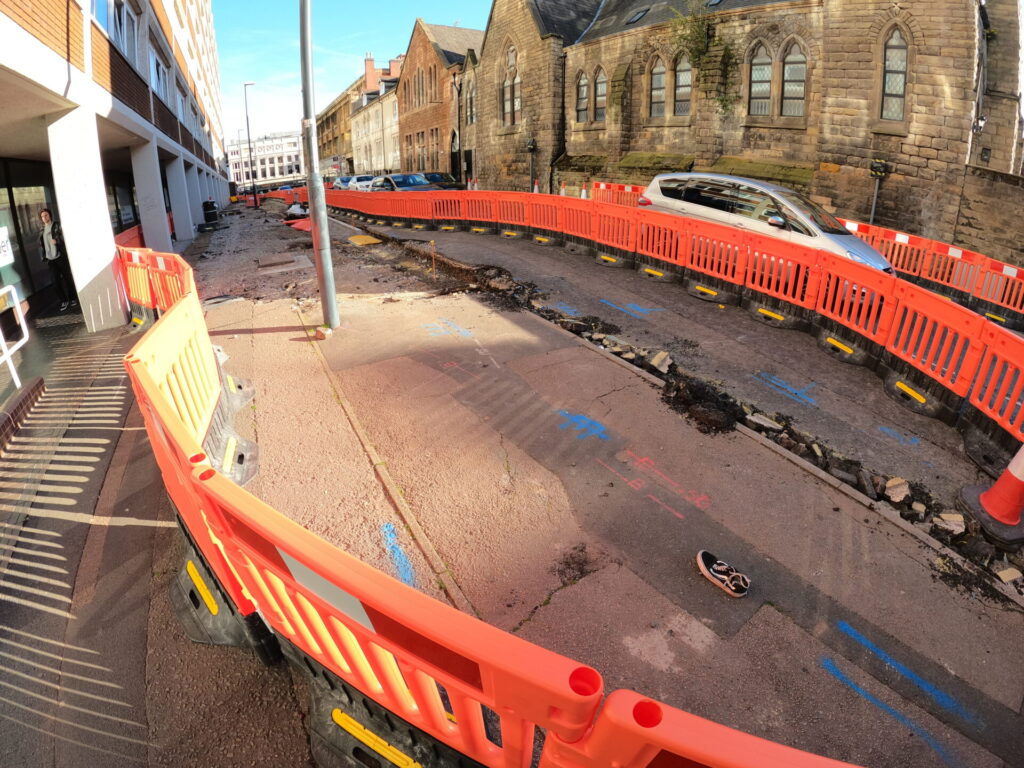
495,193,529,229
634,209,689,268
540,689,857,768
117,246,156,309
885,281,985,397
529,196,561,233
189,466,604,763
973,260,1024,321
744,234,822,309
464,192,496,223
560,197,596,241
921,245,984,296
148,251,196,311
432,193,466,221
591,181,643,208
591,201,636,252
969,324,1024,442
816,253,898,346
686,219,748,286
114,225,145,248
876,228,930,276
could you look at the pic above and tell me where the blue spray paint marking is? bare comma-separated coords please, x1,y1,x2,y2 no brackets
381,523,416,587
878,425,921,447
836,621,981,726
550,302,582,317
821,658,960,767
555,410,610,440
599,299,665,320
752,372,818,406
422,318,473,338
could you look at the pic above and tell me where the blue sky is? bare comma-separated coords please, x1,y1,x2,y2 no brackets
213,0,492,145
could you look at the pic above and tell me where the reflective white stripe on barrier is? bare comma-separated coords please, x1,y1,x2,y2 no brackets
0,285,28,389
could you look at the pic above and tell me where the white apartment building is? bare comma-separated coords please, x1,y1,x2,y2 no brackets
0,0,228,331
227,132,304,190
351,83,401,176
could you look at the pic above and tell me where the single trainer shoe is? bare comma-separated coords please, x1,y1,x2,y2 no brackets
696,550,751,598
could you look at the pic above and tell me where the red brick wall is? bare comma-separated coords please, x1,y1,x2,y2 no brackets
398,21,456,174
1,0,84,70
92,22,152,121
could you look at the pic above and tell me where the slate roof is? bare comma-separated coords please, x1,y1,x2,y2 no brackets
528,0,604,43
424,23,486,66
575,0,795,45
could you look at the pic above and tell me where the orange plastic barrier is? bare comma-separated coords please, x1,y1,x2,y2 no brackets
886,281,985,397
495,193,529,230
114,246,194,314
560,197,596,241
117,246,155,309
591,181,643,207
744,234,822,309
973,260,1024,321
634,209,689,268
816,253,898,346
686,218,748,286
541,690,857,768
969,324,1024,442
591,201,636,253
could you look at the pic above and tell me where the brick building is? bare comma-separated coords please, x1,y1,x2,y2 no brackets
317,55,403,175
397,20,484,179
474,0,1023,259
0,0,228,330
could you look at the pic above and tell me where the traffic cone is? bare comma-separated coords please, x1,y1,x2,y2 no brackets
533,178,540,194
958,444,1024,548
580,185,588,200
560,181,566,196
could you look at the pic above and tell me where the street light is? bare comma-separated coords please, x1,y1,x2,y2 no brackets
243,81,259,209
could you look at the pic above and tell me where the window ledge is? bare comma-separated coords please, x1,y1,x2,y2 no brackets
496,125,522,136
742,115,775,128
572,122,606,132
869,119,909,137
666,115,693,127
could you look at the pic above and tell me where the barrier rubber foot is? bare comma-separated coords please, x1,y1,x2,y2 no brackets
956,485,1024,551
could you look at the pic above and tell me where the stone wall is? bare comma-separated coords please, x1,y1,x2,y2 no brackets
953,166,1024,266
475,0,566,193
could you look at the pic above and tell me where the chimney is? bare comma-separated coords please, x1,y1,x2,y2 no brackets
364,52,380,94
389,56,404,78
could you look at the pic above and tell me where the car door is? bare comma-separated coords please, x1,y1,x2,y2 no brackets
731,184,793,243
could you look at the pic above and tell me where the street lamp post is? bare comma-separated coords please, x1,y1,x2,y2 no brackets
243,81,259,209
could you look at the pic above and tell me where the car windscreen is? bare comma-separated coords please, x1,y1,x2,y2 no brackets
424,173,455,183
391,174,431,187
776,191,849,235
355,176,374,182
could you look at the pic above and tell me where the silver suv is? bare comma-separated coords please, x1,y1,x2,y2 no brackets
639,173,893,272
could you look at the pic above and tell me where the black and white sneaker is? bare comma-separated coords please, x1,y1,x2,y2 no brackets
70,299,78,308
59,302,69,312
696,550,750,598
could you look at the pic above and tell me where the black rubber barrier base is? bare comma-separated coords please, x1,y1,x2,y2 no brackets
743,294,812,332
959,407,1016,479
877,358,962,425
279,638,492,768
956,485,1024,551
813,325,881,369
685,275,742,306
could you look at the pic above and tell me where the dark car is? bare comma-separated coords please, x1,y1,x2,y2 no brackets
369,174,444,192
423,172,466,190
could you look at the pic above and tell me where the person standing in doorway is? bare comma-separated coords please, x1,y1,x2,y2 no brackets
39,208,77,312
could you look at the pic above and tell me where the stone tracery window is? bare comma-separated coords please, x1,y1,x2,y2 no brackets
673,55,692,116
748,44,771,116
649,58,666,118
576,72,590,122
881,28,908,121
594,69,607,122
781,44,806,117
502,45,522,125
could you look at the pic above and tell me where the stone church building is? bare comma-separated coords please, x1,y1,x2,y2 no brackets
473,0,1022,261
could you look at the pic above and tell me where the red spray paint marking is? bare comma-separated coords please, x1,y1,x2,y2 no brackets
594,457,687,520
624,450,712,510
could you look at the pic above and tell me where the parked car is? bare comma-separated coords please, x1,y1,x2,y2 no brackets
368,174,444,192
422,172,466,190
638,173,893,272
347,175,376,191
278,185,292,191
332,176,353,189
